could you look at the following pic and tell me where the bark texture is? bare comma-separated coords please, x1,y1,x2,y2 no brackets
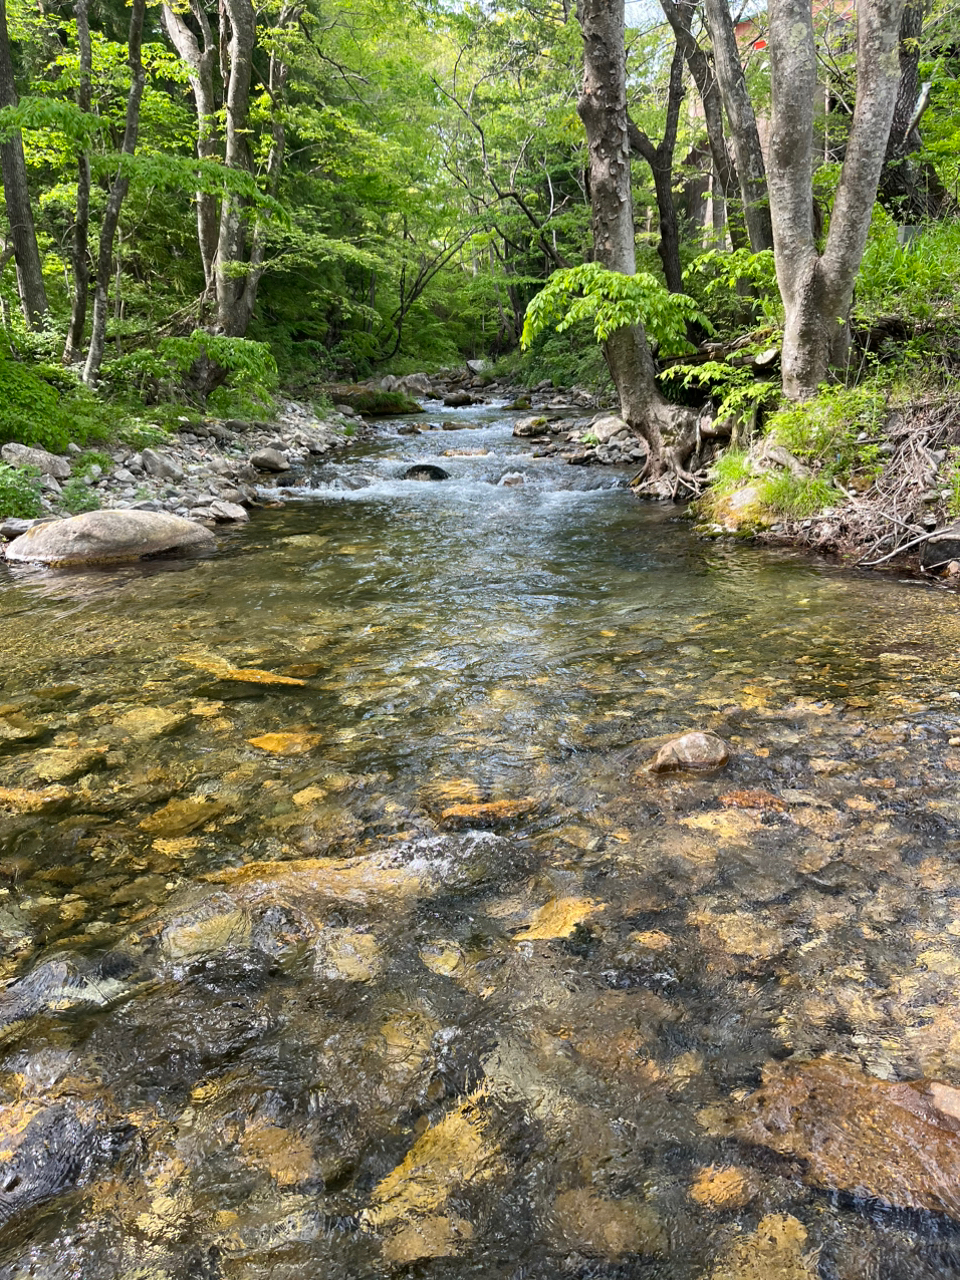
877,0,952,220
82,0,145,386
660,0,748,249
214,0,256,336
769,0,905,398
63,0,92,362
628,42,686,293
702,0,773,251
0,0,47,328
575,0,694,477
162,0,220,299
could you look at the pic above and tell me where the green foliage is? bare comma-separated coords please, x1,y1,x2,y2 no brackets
522,263,711,356
767,382,888,485
660,358,781,424
708,449,753,493
945,447,960,518
326,387,422,415
684,249,782,331
497,317,611,392
59,477,101,514
0,356,66,451
72,450,113,478
0,462,42,519
856,215,960,324
107,332,278,413
756,471,840,517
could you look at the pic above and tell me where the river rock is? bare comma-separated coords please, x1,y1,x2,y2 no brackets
249,447,290,472
726,1058,960,1220
209,499,249,523
921,522,960,568
1,442,72,479
514,416,548,437
589,414,629,443
140,447,185,482
4,510,216,565
403,464,449,482
443,392,472,408
651,731,730,772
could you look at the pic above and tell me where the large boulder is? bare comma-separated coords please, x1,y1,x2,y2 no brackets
4,509,216,566
588,414,629,444
1,442,72,479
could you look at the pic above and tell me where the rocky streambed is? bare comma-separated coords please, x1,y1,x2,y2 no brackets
1,402,960,1277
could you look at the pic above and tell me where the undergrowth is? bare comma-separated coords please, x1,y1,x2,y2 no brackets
0,462,42,519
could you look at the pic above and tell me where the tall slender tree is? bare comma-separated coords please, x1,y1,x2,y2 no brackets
575,0,693,476
63,0,92,362
83,0,146,385
0,0,47,328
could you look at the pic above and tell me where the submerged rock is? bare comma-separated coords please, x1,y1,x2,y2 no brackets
4,509,215,566
403,464,449,482
725,1057,960,1219
650,731,730,772
710,1213,817,1280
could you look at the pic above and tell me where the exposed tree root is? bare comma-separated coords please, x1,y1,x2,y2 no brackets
757,398,960,566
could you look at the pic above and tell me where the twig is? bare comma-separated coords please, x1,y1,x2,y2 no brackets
858,528,941,567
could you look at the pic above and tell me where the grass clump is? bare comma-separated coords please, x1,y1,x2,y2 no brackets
0,462,42,519
766,382,887,487
756,471,840,517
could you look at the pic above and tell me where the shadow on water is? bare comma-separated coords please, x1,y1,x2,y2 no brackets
1,403,960,1275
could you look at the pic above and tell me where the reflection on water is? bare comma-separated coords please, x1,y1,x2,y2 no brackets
2,406,960,1276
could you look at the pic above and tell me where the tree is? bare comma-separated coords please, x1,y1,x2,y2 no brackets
702,0,773,251
877,0,952,219
627,42,686,293
768,0,906,398
659,0,749,249
0,0,47,328
574,0,694,477
63,0,92,362
83,0,146,385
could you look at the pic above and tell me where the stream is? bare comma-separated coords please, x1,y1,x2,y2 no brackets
2,400,960,1277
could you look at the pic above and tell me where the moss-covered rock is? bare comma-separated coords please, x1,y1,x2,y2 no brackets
325,385,423,416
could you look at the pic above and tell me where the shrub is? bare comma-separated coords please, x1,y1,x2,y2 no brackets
59,477,100,514
0,462,42,518
765,382,887,485
0,356,66,452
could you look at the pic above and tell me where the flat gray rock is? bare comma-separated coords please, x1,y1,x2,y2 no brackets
1,442,72,479
4,509,216,565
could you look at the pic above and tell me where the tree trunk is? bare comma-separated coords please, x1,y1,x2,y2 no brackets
214,0,256,336
628,43,686,293
0,0,47,328
877,0,953,220
702,0,774,251
82,0,145,386
63,0,91,362
575,0,694,478
162,0,220,299
659,0,748,250
768,0,905,399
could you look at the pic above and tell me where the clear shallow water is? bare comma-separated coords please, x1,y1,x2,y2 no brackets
2,405,960,1276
